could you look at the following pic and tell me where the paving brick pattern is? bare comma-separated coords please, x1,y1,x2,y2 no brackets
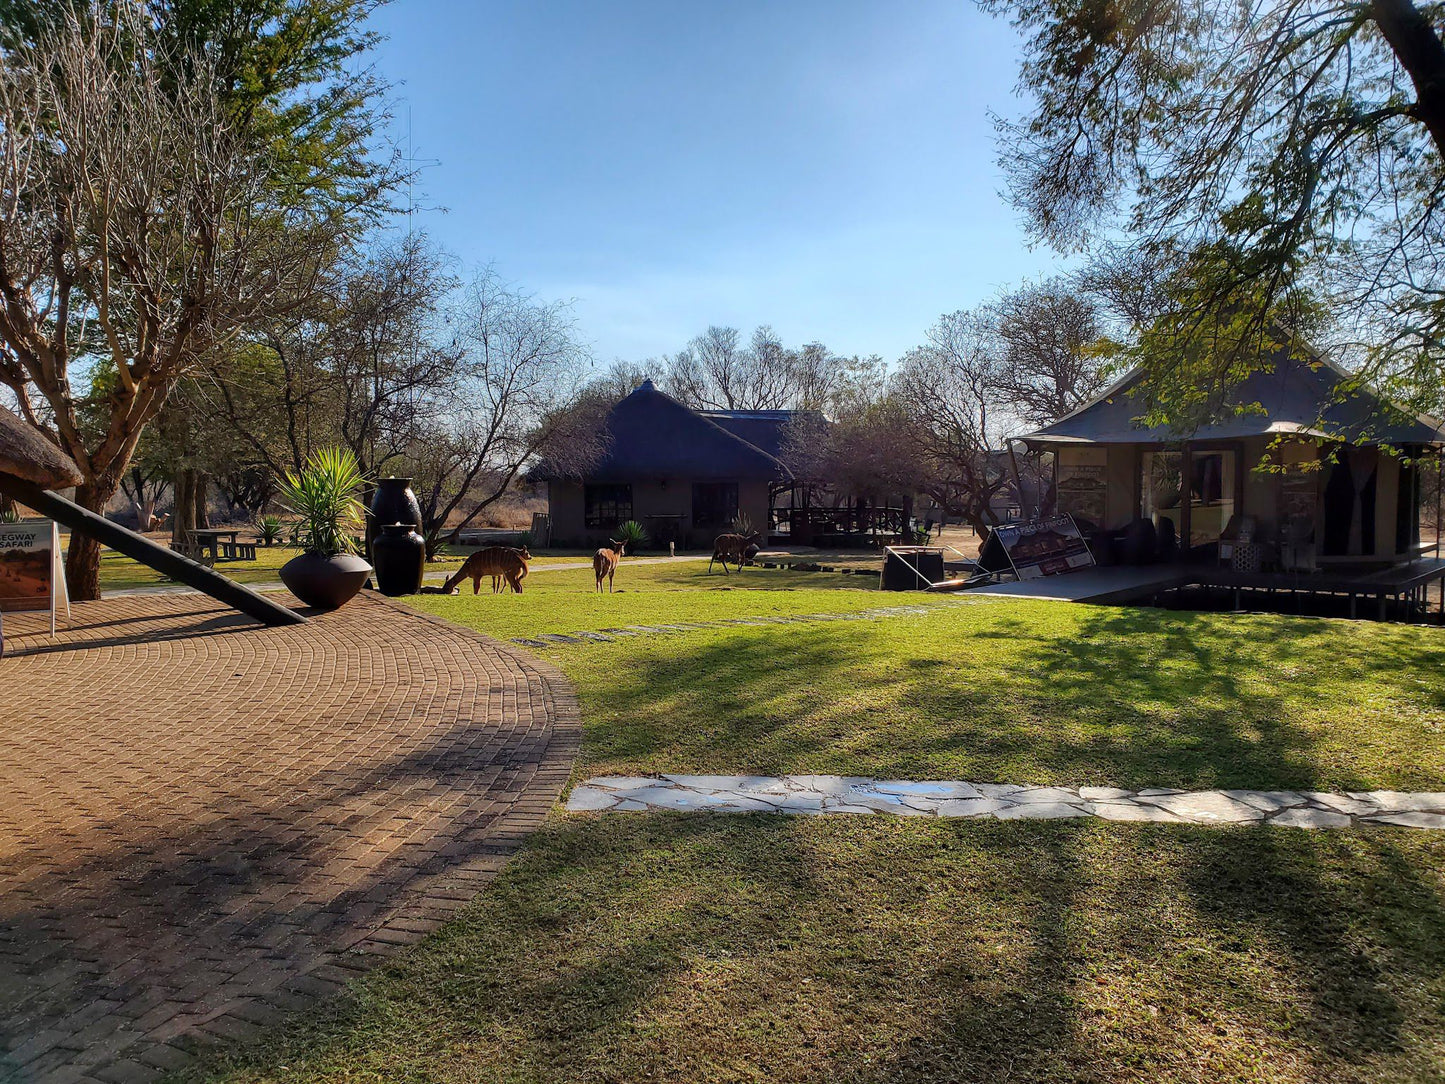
0,593,579,1083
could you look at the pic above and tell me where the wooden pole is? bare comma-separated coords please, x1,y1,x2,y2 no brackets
0,475,304,627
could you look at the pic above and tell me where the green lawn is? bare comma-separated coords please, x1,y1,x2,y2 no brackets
410,560,905,642
187,577,1445,1083
193,817,1445,1084
415,583,1445,792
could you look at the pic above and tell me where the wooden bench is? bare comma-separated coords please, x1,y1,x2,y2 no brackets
172,538,215,568
218,540,258,562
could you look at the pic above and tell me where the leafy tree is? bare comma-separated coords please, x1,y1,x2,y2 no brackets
0,1,397,598
986,0,1445,419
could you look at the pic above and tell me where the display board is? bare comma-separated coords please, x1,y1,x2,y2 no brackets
989,514,1095,580
0,519,69,634
1055,447,1108,526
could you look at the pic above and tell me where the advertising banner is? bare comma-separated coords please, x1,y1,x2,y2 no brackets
0,519,68,634
989,514,1095,580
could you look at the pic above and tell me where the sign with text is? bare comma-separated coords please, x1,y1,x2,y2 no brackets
990,514,1095,580
0,519,68,634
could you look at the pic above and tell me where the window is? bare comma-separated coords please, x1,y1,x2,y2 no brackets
584,484,632,529
692,482,739,529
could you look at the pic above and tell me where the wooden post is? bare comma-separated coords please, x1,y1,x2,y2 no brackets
0,475,304,627
1180,444,1193,558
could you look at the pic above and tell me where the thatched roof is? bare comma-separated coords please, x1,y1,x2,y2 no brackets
698,408,823,459
1022,351,1445,449
0,407,83,488
535,381,792,483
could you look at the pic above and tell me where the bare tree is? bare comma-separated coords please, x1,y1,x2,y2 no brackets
892,310,1012,534
0,7,366,596
407,270,603,545
991,279,1111,428
664,324,865,412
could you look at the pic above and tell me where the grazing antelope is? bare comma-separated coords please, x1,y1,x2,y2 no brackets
592,539,625,593
708,531,760,574
444,546,531,595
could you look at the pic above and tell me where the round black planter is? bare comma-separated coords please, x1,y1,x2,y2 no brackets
279,552,373,610
372,523,426,596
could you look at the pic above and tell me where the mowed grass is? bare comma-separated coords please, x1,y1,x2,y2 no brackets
188,576,1445,1083
418,580,1445,792
190,816,1445,1084
409,559,905,644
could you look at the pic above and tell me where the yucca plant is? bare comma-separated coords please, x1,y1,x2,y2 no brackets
275,448,366,557
617,519,649,551
254,514,284,546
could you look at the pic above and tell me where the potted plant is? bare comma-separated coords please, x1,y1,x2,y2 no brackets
276,448,372,609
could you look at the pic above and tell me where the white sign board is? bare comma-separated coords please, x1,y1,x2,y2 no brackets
0,519,69,635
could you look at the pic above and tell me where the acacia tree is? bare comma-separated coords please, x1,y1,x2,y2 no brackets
986,0,1445,419
0,2,393,598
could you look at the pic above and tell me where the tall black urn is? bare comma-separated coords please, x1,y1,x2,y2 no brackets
368,477,425,594
368,477,422,549
373,523,426,596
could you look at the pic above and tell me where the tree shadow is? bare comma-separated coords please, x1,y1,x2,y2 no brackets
0,711,570,1075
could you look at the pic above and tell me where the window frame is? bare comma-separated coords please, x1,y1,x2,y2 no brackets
583,483,633,530
691,481,740,530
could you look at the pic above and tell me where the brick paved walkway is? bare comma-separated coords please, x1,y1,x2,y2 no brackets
0,593,579,1083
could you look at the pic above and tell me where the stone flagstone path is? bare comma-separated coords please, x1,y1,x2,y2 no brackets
508,601,966,648
567,775,1445,829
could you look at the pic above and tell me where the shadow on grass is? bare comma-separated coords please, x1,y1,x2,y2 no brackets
187,816,1445,1083
572,600,1445,791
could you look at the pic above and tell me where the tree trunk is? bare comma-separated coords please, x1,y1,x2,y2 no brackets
1372,0,1445,156
195,473,210,529
172,469,198,546
64,482,115,601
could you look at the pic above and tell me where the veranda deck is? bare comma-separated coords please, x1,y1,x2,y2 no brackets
969,557,1445,620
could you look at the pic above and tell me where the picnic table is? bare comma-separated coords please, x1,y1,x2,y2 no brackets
189,528,255,562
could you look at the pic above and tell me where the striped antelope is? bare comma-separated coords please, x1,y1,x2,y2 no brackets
443,546,531,595
592,539,625,593
708,531,760,574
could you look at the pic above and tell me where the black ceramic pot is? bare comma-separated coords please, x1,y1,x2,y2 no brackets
369,476,421,536
279,552,373,610
372,523,426,596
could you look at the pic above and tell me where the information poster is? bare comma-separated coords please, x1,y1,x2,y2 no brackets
990,514,1096,580
1055,447,1108,526
0,519,68,634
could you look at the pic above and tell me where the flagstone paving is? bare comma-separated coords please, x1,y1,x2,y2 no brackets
0,593,579,1084
567,775,1445,829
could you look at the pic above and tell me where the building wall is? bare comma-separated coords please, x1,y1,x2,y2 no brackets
545,478,771,549
1053,437,1410,561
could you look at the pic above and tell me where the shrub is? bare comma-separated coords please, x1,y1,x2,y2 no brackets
275,447,367,557
617,519,648,551
254,515,283,546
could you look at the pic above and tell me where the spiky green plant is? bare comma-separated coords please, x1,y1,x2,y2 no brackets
275,448,367,557
617,519,649,551
254,514,284,546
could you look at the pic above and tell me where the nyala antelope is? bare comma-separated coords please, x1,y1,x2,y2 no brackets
708,531,760,574
443,546,531,595
592,539,625,593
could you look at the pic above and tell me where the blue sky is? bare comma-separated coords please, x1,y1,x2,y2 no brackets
368,0,1063,365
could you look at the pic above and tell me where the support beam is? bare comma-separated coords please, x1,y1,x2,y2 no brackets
0,475,304,627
